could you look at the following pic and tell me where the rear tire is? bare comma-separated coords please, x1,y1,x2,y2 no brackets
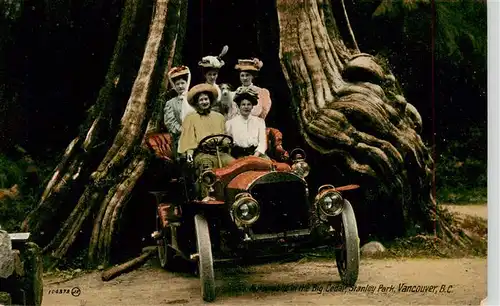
335,199,360,286
194,214,216,302
157,214,175,269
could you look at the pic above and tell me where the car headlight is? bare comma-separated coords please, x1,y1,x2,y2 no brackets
199,169,217,187
292,160,310,178
231,193,260,226
316,190,344,217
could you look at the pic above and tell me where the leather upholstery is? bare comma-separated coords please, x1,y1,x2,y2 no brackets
266,127,289,162
145,127,290,163
145,133,174,161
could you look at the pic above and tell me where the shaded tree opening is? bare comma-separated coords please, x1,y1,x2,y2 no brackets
182,0,301,148
113,0,402,254
179,0,401,241
18,0,477,269
111,0,308,263
105,0,349,263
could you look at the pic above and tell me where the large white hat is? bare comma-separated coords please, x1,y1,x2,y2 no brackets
198,45,229,69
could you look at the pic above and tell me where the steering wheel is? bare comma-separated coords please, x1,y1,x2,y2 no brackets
197,134,234,155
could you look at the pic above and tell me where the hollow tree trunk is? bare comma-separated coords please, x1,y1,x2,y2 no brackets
22,0,187,267
23,0,467,268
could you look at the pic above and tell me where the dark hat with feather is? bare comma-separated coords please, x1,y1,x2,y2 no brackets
233,86,259,106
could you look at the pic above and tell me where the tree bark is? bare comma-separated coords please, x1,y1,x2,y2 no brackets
23,0,187,267
276,0,438,238
22,0,152,245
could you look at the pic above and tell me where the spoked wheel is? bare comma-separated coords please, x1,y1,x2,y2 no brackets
194,214,216,302
334,199,360,286
156,214,174,269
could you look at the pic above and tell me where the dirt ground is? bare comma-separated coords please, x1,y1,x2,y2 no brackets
42,204,487,306
442,204,488,220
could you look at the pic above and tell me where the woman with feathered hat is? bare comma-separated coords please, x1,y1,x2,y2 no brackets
234,58,272,120
162,65,195,155
198,46,228,102
198,46,239,118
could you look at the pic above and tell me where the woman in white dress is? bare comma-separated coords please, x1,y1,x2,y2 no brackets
225,86,269,159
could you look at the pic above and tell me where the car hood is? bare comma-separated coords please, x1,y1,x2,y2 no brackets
227,170,305,191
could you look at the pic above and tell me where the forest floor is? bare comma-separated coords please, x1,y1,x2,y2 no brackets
42,203,487,306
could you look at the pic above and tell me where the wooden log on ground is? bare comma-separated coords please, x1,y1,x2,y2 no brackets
101,248,155,281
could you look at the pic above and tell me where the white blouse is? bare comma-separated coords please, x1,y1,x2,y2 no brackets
225,114,267,155
180,94,195,122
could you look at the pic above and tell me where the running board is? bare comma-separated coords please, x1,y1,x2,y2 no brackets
249,229,311,242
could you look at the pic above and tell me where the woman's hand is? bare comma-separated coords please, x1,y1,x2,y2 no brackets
187,150,194,163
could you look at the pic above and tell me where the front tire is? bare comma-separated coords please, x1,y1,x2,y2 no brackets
194,214,216,302
335,199,360,286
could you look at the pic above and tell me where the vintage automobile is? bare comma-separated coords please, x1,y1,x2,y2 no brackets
0,227,43,306
146,128,360,302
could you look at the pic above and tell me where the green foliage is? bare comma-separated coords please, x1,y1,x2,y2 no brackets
0,154,25,189
0,0,23,22
371,0,487,202
435,125,487,203
434,1,486,62
373,0,430,18
0,154,52,232
373,0,486,62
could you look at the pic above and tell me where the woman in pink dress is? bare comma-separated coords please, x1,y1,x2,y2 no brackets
234,58,272,121
233,58,289,161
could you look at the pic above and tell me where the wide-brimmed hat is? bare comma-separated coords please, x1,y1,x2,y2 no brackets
235,58,263,72
187,83,219,107
198,45,229,70
233,86,259,106
167,65,191,88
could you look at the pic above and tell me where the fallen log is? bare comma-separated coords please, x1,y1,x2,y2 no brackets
101,247,156,281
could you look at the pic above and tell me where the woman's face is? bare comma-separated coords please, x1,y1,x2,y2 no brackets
239,71,254,86
173,78,187,94
205,70,218,84
239,100,254,116
197,93,211,111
